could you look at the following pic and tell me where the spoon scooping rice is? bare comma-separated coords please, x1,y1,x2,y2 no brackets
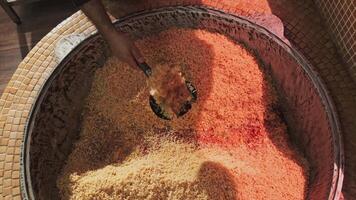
136,61,197,120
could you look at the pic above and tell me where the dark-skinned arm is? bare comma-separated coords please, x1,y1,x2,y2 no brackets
75,0,144,68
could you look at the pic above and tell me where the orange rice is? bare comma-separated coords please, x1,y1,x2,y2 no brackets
57,28,309,200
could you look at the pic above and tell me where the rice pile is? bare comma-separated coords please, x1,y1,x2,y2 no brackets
57,28,309,200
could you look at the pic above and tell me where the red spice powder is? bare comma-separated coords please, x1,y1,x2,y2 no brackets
58,28,309,200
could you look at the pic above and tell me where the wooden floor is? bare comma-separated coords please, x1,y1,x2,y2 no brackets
0,0,76,94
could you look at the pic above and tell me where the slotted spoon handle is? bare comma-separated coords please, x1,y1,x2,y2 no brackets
136,61,152,77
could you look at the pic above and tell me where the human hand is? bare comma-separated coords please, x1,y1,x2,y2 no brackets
79,0,145,68
105,30,144,69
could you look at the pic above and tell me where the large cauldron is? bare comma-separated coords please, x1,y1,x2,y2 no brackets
21,6,343,200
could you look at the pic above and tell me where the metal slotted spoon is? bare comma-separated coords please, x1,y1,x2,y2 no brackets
135,61,197,120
